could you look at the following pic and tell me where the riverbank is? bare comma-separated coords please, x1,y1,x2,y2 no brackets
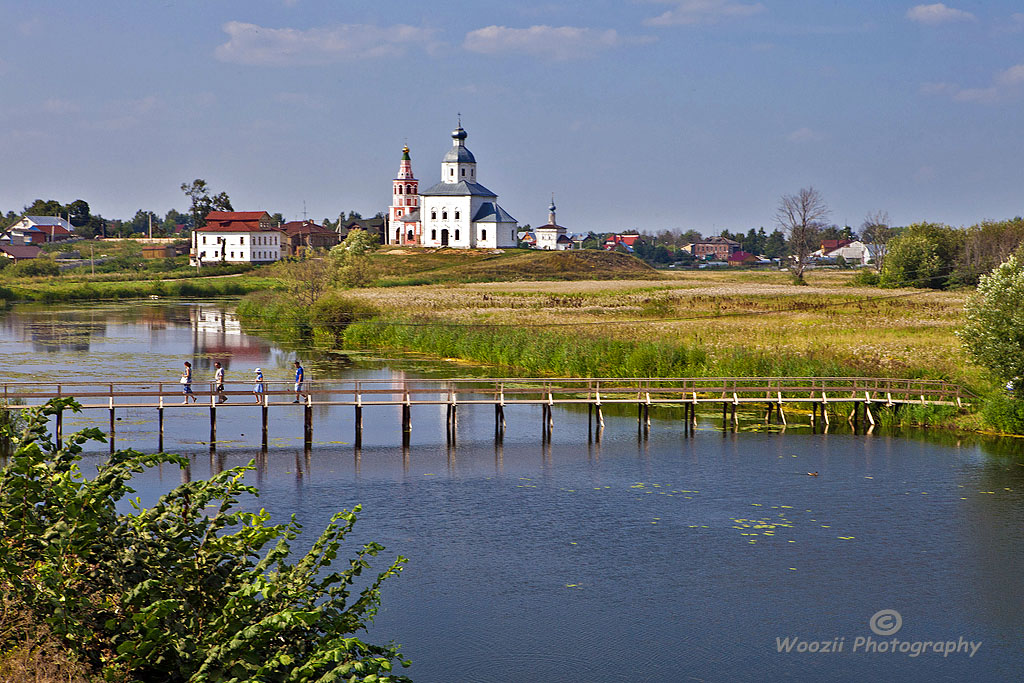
0,274,280,303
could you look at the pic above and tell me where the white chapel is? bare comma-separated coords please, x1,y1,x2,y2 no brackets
389,124,517,249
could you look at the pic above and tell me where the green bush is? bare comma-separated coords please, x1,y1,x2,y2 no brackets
0,399,409,682
9,258,60,277
981,394,1024,434
850,269,880,286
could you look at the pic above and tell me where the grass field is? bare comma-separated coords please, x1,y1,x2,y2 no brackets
336,266,983,388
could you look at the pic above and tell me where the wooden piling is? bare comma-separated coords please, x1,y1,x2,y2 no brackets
261,402,269,450
55,408,62,448
354,405,363,448
109,399,115,453
210,404,217,450
157,405,164,452
304,404,313,449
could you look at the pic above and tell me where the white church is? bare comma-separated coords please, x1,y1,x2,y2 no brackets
387,124,518,249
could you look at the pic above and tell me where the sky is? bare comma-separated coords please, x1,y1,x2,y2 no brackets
1,0,1023,234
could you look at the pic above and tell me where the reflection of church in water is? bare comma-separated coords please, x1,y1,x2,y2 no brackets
388,123,518,249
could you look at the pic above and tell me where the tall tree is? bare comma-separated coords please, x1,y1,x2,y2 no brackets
775,186,829,282
181,179,233,229
861,210,893,273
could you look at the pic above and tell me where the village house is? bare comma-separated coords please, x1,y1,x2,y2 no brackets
3,216,75,245
820,240,874,266
190,211,281,266
603,233,643,252
279,220,340,257
685,236,740,260
0,244,43,262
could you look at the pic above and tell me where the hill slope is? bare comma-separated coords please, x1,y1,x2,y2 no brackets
369,247,656,285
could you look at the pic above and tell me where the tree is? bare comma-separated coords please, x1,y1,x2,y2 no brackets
879,222,963,289
0,399,409,681
330,228,379,287
861,210,893,273
67,199,91,227
953,217,1024,286
775,186,829,281
181,179,233,229
960,252,1024,386
762,229,788,259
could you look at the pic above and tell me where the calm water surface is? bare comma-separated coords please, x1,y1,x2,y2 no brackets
2,301,1022,682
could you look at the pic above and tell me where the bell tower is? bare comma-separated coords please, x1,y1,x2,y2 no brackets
389,145,420,245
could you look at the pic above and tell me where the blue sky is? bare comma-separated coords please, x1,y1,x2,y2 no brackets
2,1,1022,233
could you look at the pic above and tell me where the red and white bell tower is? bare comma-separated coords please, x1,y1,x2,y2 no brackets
388,145,420,245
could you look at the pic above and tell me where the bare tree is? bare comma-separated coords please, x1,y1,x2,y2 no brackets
860,210,892,273
775,186,829,281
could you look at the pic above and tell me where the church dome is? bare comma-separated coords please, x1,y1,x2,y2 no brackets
452,125,468,141
443,145,476,163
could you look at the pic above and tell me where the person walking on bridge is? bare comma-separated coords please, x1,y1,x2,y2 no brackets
253,368,264,403
180,361,196,403
293,360,306,403
214,361,227,403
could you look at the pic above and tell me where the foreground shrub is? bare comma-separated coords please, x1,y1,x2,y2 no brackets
0,398,409,682
981,394,1024,435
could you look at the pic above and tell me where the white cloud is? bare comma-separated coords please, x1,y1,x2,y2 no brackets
215,22,437,66
996,64,1024,86
463,25,642,60
920,64,1024,103
787,127,825,143
644,0,766,27
905,4,975,26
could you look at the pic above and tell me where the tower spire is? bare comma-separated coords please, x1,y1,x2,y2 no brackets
548,194,556,225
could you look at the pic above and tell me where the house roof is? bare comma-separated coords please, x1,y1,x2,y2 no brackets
420,180,497,197
728,250,757,262
472,202,517,223
279,221,334,236
197,211,273,232
534,222,566,233
399,209,421,223
821,239,853,250
205,211,269,222
556,235,573,243
25,216,71,226
0,244,42,259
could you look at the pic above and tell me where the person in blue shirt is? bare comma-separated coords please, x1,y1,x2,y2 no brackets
293,360,305,403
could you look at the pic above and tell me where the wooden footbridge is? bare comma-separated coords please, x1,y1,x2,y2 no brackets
2,377,971,451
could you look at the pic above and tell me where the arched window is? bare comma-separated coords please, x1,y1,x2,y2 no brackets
431,229,437,240
461,168,465,177
450,168,454,177
407,229,414,241
454,229,460,241
407,185,413,193
397,210,402,217
481,229,487,241
396,186,400,195
442,211,447,220
431,211,437,220
202,236,207,244
454,211,460,220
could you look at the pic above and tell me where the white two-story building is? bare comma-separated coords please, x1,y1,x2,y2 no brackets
190,211,282,265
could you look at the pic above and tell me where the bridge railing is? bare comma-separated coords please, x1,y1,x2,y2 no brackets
0,376,973,409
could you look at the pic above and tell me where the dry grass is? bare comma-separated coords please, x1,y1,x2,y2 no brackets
341,269,978,386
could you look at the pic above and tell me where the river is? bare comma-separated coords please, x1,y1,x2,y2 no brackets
1,299,1022,682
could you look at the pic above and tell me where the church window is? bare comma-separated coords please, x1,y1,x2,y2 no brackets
461,168,465,177
442,211,447,220
455,229,460,241
202,236,207,244
481,229,487,241
239,236,244,245
431,229,437,240
407,185,413,193
397,210,402,217
431,211,436,220
454,211,460,220
450,168,454,177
